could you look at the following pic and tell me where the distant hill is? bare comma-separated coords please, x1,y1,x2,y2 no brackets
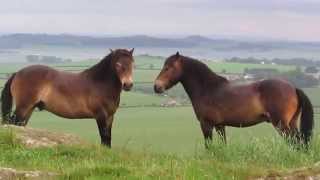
1,33,320,52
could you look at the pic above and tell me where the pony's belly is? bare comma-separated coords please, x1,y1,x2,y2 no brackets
224,118,265,127
39,85,94,119
222,114,268,127
45,108,93,119
42,97,93,119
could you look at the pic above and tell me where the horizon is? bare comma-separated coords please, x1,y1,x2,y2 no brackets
1,32,320,43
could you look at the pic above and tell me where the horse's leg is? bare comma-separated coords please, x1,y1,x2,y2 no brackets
272,117,293,146
105,115,114,147
289,109,302,145
277,124,290,139
272,106,302,146
200,120,213,149
95,111,113,147
13,104,35,126
215,126,227,144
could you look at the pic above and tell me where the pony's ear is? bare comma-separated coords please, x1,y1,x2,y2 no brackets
129,48,134,55
109,48,114,54
175,51,180,57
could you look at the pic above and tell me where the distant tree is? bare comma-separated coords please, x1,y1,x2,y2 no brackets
305,66,319,74
244,68,249,74
64,59,72,63
221,69,227,73
281,70,319,88
41,56,63,63
26,55,39,63
149,64,154,70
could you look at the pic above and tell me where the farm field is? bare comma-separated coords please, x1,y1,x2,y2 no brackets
0,55,319,179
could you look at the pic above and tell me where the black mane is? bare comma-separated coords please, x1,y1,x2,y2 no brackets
84,53,114,81
180,55,228,89
84,49,132,81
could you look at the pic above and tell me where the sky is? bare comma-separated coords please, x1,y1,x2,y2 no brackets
0,0,320,41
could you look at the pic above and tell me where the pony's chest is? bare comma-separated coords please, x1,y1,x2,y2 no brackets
97,90,120,114
102,97,120,115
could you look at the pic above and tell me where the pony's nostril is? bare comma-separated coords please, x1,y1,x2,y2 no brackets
123,82,133,91
154,85,163,93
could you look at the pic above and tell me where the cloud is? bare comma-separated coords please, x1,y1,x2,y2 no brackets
0,0,319,41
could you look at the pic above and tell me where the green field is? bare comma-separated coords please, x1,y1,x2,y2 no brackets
0,55,319,179
0,55,296,83
207,61,294,73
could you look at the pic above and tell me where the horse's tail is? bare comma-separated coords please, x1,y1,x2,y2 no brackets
296,88,314,145
1,73,16,123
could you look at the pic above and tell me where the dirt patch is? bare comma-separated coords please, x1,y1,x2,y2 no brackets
254,162,320,180
2,125,87,148
0,167,58,180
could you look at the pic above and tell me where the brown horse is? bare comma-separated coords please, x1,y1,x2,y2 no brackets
1,48,135,147
154,52,314,148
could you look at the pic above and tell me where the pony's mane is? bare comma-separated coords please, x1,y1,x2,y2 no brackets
84,49,131,81
84,53,113,81
180,55,228,88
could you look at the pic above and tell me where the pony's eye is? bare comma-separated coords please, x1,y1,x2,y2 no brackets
116,62,122,68
116,62,126,71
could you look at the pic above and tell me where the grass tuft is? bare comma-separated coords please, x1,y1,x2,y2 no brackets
0,126,319,179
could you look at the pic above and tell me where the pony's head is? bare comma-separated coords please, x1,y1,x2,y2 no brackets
154,52,184,93
110,48,135,91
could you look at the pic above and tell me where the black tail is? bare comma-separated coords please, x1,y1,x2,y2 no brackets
1,73,16,123
296,88,314,145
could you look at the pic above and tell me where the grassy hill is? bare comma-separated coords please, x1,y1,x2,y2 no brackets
0,126,319,179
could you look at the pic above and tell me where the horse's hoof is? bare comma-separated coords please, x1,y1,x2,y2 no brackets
15,121,26,126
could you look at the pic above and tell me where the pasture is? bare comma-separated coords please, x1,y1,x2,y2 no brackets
0,55,319,179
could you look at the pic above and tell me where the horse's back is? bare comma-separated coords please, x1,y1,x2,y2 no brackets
11,65,56,96
13,64,86,88
12,65,60,86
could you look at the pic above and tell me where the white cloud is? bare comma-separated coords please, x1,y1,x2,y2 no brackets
0,0,320,41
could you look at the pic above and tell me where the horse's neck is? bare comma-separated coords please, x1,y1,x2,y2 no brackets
84,59,122,93
180,62,228,102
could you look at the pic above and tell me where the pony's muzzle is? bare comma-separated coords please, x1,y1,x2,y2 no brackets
121,76,133,91
154,80,165,93
123,82,133,91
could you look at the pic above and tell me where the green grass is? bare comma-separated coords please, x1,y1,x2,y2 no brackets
206,61,294,73
133,69,159,82
0,127,319,179
0,80,5,88
304,88,320,106
120,92,164,106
